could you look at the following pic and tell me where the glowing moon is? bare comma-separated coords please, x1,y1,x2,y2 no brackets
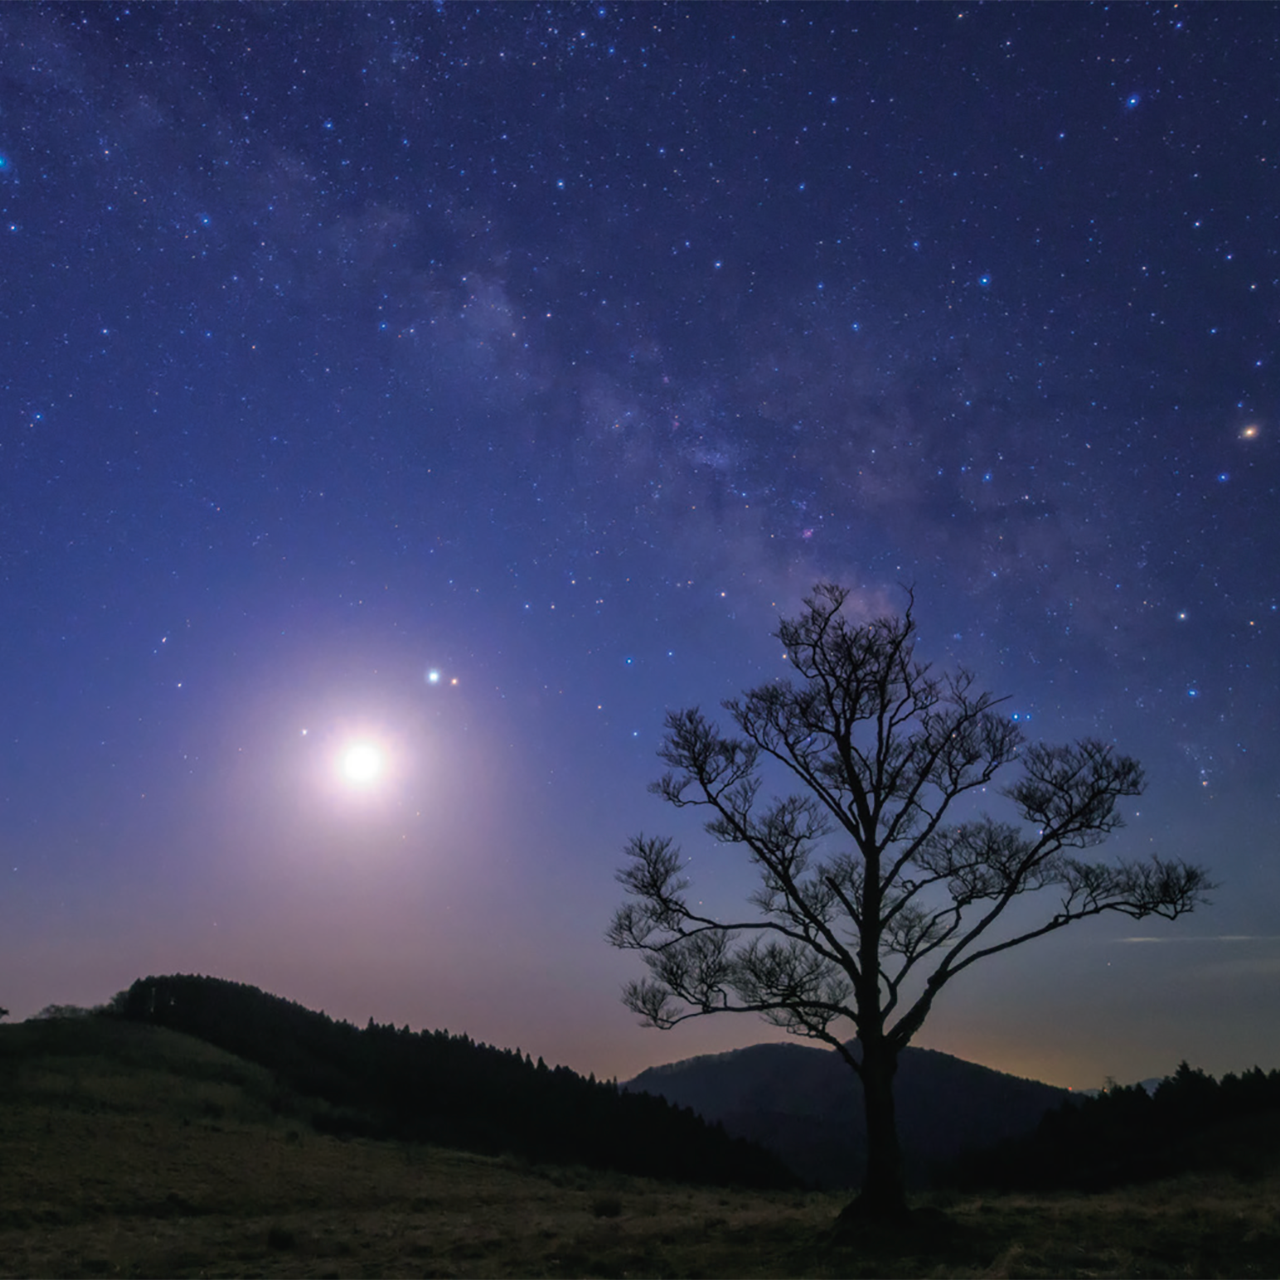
341,742,383,785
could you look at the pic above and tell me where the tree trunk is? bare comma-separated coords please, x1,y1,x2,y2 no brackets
839,1040,908,1225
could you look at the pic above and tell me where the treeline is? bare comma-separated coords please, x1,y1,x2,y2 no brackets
948,1061,1280,1191
111,975,797,1189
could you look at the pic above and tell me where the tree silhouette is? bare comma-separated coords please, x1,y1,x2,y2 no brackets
609,584,1212,1223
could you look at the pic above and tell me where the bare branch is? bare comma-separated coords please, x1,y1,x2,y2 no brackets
1005,739,1143,848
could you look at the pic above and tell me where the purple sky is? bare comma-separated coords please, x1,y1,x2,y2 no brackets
2,2,1278,1091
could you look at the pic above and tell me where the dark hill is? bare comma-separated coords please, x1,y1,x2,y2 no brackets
112,974,796,1190
627,1040,1069,1189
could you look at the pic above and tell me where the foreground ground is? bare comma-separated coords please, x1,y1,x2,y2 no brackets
2,1018,1278,1278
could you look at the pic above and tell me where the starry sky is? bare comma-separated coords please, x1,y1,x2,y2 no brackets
2,3,1278,1092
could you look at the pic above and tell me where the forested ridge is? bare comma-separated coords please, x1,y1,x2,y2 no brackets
112,974,797,1189
949,1061,1280,1191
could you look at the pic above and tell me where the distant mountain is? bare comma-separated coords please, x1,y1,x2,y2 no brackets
627,1040,1070,1189
113,975,796,1190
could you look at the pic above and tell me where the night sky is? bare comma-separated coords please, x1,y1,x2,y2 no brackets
2,3,1278,1092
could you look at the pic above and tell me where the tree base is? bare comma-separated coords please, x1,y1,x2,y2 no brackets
831,1194,908,1239
829,1195,954,1245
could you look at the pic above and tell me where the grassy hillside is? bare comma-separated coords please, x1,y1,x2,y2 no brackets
4,1015,1280,1277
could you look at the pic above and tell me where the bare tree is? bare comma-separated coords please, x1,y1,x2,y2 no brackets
609,584,1211,1222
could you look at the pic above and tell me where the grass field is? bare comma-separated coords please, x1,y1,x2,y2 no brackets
2,1017,1278,1278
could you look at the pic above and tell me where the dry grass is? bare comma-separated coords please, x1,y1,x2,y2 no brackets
2,1019,1278,1278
